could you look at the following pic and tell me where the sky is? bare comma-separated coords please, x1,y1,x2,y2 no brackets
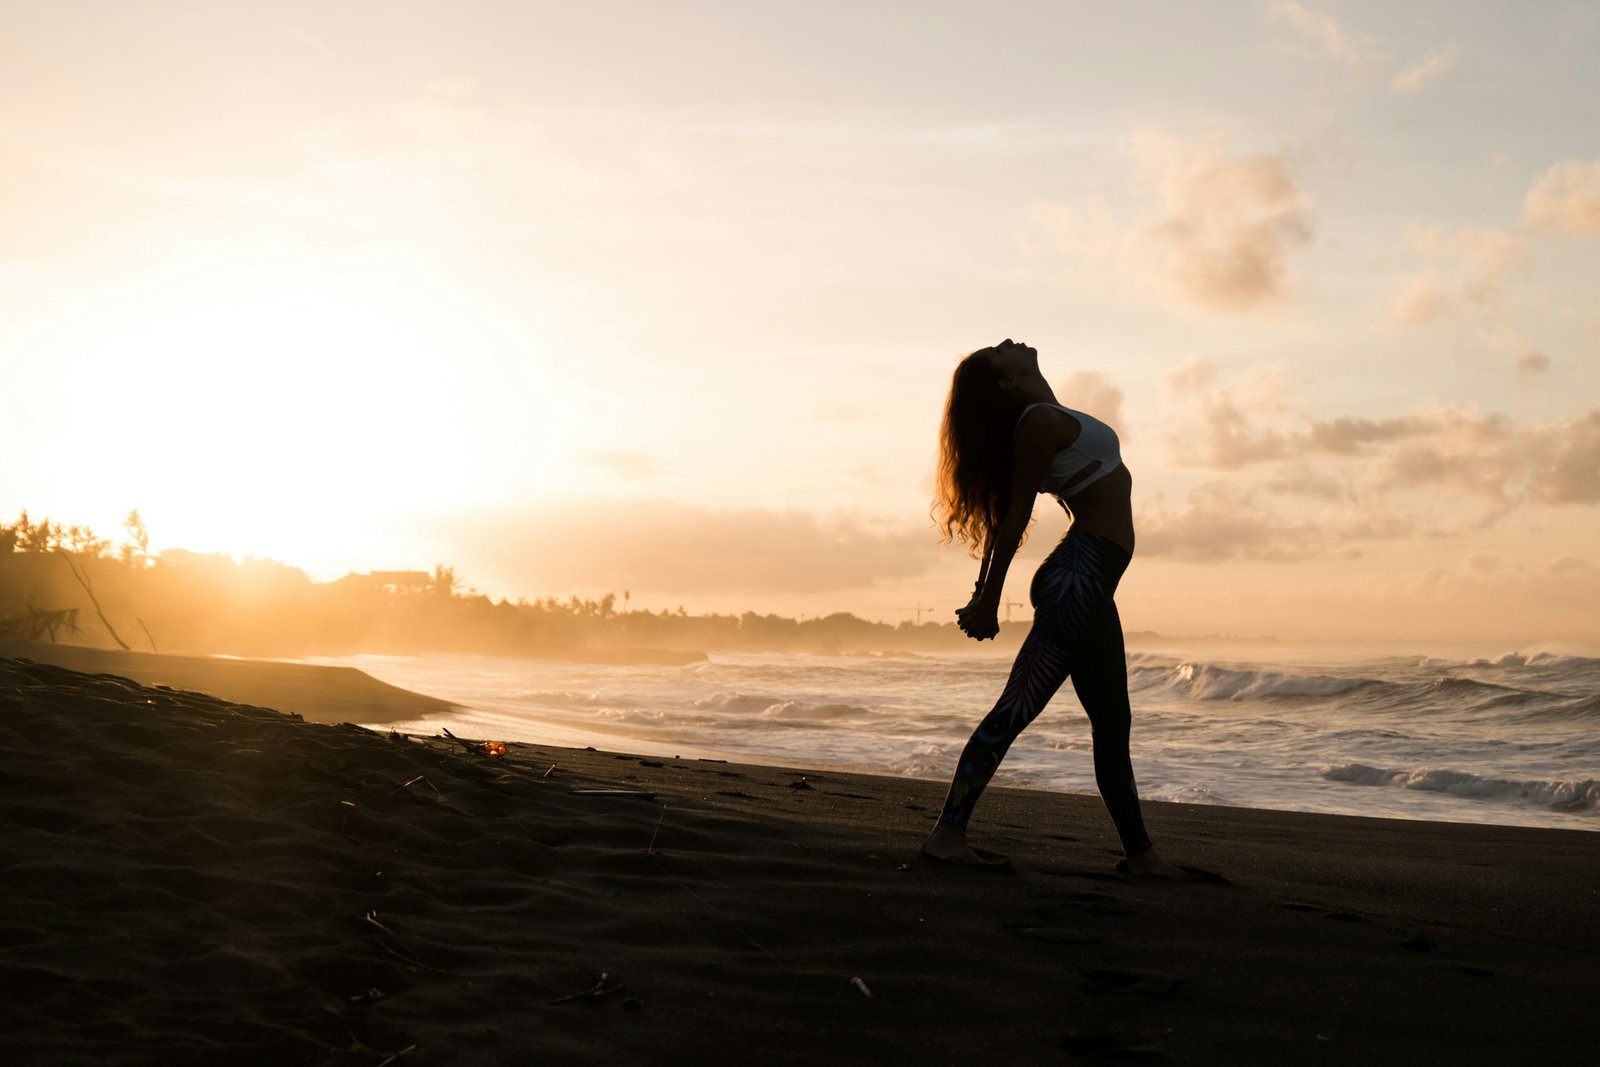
3,1,1598,648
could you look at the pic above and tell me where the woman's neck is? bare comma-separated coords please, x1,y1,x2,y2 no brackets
1012,377,1059,406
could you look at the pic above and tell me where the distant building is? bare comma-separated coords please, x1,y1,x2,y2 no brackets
337,570,434,595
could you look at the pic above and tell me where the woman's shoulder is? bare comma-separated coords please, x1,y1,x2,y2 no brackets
1014,402,1082,448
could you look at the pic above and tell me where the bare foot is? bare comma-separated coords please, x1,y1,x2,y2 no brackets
1120,847,1184,879
920,823,1012,870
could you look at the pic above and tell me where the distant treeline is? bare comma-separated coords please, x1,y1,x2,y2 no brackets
0,511,1016,660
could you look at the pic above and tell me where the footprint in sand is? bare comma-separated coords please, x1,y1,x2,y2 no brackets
1279,902,1363,922
1023,888,1138,917
1079,966,1184,998
1060,1031,1165,1059
1000,923,1101,945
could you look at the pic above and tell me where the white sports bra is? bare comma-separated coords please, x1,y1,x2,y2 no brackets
1017,402,1124,496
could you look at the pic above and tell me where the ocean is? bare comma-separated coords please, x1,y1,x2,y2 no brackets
306,647,1600,833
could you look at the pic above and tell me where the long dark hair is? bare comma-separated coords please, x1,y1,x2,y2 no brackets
934,347,1027,556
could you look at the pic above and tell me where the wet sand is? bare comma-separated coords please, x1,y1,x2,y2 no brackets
1,652,1595,1063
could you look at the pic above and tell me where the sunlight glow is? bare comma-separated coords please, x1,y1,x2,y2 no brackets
30,240,591,574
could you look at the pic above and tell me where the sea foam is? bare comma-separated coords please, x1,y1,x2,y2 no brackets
1321,763,1600,814
1172,663,1375,701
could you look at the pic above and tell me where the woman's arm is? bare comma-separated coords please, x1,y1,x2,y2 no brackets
956,411,1055,640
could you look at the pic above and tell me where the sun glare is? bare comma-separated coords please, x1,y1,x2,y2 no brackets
33,242,591,576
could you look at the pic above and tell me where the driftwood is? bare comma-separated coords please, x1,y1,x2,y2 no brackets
548,972,624,1005
363,911,444,974
439,726,508,758
0,606,80,642
55,550,130,650
438,727,479,756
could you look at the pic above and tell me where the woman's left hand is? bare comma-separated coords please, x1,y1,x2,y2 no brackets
956,599,1000,641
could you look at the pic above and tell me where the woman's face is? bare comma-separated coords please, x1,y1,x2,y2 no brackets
985,338,1038,385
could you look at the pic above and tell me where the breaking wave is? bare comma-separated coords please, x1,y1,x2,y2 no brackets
1478,650,1600,670
1509,693,1600,724
692,691,785,714
1130,662,1377,701
693,691,875,724
1322,763,1600,814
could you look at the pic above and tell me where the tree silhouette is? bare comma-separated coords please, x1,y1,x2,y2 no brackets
121,510,151,567
430,564,460,598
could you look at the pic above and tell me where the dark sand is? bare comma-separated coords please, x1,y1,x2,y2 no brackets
1,653,1595,1064
0,639,456,724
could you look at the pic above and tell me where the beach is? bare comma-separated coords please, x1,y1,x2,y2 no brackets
2,649,1596,1064
0,639,458,726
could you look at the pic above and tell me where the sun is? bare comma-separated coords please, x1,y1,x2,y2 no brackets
28,237,590,576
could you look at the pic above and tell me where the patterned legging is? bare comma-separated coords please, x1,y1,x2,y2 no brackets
938,529,1153,856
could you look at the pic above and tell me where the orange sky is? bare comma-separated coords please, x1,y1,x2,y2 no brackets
3,2,1598,649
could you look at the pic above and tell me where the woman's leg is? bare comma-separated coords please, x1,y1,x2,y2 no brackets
933,533,1102,830
935,618,1074,829
927,532,1179,872
1068,598,1153,856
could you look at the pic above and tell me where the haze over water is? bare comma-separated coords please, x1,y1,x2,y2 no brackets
320,645,1600,833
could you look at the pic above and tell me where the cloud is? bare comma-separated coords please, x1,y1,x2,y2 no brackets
1136,480,1415,562
1057,370,1127,437
1384,225,1529,324
1306,414,1438,454
1166,358,1600,507
1261,463,1356,501
1154,359,1600,560
1164,361,1297,468
1534,409,1600,504
1025,135,1312,315
1391,41,1459,92
1374,410,1522,504
1265,7,1461,101
1179,392,1291,468
1177,396,1526,503
1408,226,1528,280
1128,135,1313,313
1522,160,1600,235
1385,274,1452,326
1162,355,1218,397
1266,1,1363,64
1305,407,1600,510
436,499,938,599
1136,482,1320,561
1516,351,1551,375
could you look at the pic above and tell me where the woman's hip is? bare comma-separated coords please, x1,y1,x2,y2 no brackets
1030,529,1132,609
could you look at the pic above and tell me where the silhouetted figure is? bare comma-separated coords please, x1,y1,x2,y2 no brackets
922,340,1181,877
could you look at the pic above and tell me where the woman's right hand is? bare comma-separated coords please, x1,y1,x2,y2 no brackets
956,596,1001,641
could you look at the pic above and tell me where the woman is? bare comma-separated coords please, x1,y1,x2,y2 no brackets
921,339,1181,877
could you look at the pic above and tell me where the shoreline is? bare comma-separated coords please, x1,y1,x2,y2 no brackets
2,652,1597,1061
14,638,1595,835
